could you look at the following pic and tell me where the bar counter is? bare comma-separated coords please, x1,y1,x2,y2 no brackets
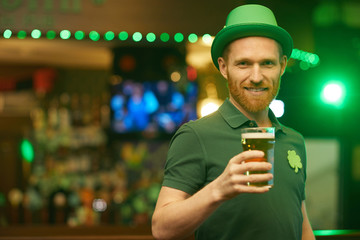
0,225,154,240
1,226,360,240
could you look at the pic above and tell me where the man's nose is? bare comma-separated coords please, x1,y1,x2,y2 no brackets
249,65,263,83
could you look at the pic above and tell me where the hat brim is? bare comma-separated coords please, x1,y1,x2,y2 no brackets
211,24,293,69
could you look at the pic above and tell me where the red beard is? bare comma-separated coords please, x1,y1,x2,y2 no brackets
228,79,279,113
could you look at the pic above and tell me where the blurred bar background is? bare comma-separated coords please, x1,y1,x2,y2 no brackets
0,0,359,238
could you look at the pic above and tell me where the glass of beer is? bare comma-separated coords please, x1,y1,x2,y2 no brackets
241,127,275,187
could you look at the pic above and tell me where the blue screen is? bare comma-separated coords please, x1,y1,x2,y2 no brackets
110,79,198,136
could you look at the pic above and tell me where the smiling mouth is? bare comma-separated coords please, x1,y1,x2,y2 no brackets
244,87,268,92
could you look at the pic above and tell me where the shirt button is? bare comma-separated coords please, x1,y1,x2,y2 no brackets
249,121,255,127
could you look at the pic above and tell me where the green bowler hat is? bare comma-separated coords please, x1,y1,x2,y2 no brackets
211,4,293,69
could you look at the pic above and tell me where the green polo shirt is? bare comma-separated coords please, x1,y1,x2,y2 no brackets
163,99,307,240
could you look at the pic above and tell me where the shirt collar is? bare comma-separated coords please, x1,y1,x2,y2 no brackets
218,98,284,133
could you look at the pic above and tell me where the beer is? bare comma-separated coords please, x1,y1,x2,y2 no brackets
241,128,275,187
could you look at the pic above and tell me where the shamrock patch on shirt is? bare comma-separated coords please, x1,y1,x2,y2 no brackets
287,150,302,173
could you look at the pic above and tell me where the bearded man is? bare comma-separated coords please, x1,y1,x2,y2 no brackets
152,4,315,240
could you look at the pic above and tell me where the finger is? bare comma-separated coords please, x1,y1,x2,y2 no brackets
241,161,272,172
231,150,265,164
245,157,267,163
227,161,272,177
243,173,273,184
244,185,272,193
230,172,273,184
233,184,272,194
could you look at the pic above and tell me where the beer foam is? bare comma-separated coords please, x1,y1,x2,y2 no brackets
241,132,274,139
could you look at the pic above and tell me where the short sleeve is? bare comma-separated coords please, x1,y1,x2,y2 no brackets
162,124,207,195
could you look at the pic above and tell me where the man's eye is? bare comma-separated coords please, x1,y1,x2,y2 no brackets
237,61,248,66
263,61,274,66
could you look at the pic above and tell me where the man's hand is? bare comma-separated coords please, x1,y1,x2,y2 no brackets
210,150,273,202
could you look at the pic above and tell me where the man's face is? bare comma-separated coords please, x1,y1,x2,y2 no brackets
218,37,287,114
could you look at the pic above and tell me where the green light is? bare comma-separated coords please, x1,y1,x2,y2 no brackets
290,49,321,68
20,139,34,163
132,32,142,42
60,30,71,39
299,51,307,61
321,81,345,107
3,29,12,39
160,33,170,42
146,32,156,42
46,30,56,39
119,31,128,41
202,34,213,44
104,31,115,41
31,29,41,39
89,31,100,41
291,49,301,59
314,230,360,236
299,61,310,71
304,52,312,62
18,31,26,39
309,54,320,65
314,230,338,236
188,33,198,43
174,33,184,43
74,31,85,40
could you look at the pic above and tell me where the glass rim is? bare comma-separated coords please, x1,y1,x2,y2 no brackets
240,127,275,134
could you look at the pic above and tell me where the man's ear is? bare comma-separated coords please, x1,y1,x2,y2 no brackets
280,55,288,76
218,57,228,79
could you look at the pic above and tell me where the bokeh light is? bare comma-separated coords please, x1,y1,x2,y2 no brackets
74,31,85,40
174,33,184,43
200,101,220,118
104,31,115,41
92,198,107,212
17,31,27,39
188,33,198,43
132,32,142,42
3,29,12,39
160,33,170,42
202,34,213,45
170,71,181,82
119,31,129,41
31,29,41,39
60,30,71,40
46,30,56,39
321,81,345,107
89,31,100,41
20,139,34,162
269,99,285,118
146,32,156,42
